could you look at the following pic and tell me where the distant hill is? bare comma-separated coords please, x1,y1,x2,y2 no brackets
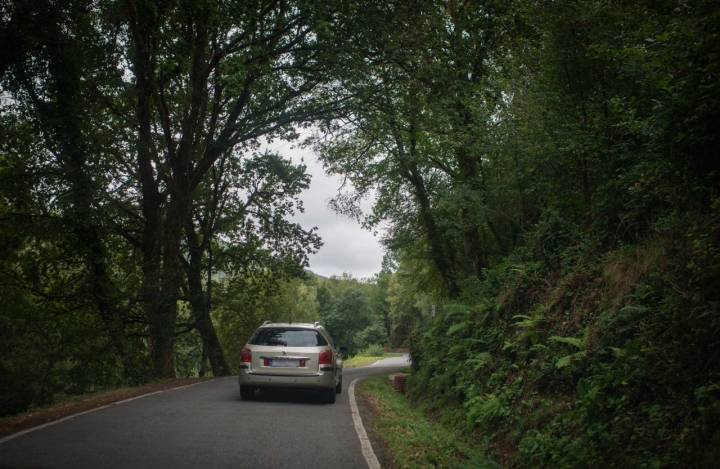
304,269,328,280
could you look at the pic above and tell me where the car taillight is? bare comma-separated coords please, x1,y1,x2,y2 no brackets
318,350,332,365
241,347,252,363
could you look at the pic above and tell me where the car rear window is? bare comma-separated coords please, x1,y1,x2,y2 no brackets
250,328,328,347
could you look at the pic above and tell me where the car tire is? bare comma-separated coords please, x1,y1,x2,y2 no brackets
240,385,255,400
336,379,342,394
325,388,336,404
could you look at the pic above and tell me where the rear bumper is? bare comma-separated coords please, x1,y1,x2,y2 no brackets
238,368,338,390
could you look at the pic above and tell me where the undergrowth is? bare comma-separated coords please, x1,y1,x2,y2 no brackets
358,376,497,469
408,207,720,468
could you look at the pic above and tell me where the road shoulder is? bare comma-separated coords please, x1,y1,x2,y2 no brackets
354,377,397,468
355,375,498,469
0,377,209,440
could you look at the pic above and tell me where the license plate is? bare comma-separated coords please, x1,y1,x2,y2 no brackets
269,358,299,367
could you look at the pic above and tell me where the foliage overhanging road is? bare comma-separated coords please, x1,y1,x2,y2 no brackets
0,356,409,469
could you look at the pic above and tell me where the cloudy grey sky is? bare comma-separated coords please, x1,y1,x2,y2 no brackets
263,137,384,280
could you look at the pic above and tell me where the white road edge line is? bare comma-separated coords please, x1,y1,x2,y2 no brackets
349,377,381,469
0,380,207,445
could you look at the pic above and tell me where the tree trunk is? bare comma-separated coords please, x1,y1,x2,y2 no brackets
199,343,208,378
58,105,131,379
398,119,460,297
33,15,133,377
151,195,184,378
185,223,230,376
406,162,460,297
128,0,174,379
453,93,488,278
456,144,486,278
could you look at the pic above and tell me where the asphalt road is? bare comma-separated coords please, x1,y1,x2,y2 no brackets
0,355,410,469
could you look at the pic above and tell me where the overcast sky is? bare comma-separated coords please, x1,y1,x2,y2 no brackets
263,137,385,280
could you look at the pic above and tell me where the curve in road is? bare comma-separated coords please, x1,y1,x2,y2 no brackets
0,355,410,469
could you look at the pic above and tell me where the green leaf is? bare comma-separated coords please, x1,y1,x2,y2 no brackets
550,335,585,349
447,321,471,336
555,351,587,369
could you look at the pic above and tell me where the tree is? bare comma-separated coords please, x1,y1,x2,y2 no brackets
321,288,372,353
0,0,345,398
314,1,516,296
182,150,320,375
1,0,139,376
122,0,345,377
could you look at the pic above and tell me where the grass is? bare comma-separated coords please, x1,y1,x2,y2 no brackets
343,355,383,368
343,352,406,369
357,376,498,469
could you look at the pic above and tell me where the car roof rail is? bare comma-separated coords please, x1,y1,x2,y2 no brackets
313,321,321,327
262,320,272,326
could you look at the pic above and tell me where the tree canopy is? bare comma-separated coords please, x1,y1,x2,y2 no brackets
2,0,719,465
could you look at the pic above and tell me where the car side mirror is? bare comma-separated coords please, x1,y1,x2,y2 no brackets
338,347,348,359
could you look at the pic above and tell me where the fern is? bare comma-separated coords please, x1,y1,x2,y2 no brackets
549,335,584,349
555,351,587,369
550,334,587,369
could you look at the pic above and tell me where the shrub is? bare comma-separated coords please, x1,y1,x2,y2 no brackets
354,323,388,351
359,343,385,357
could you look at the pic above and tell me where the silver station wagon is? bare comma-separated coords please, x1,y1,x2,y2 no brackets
238,321,344,403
